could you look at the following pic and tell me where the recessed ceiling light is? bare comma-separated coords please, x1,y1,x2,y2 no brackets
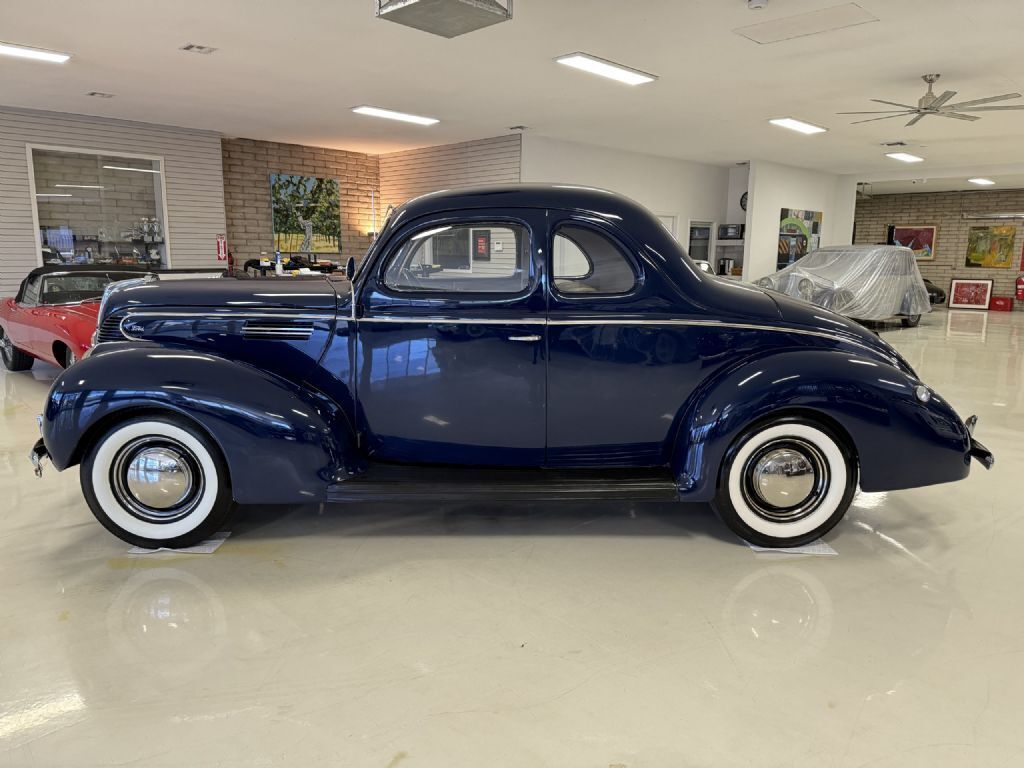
885,152,924,163
768,117,828,134
0,41,70,64
968,178,995,186
102,165,161,174
352,106,439,125
55,184,104,189
554,53,657,86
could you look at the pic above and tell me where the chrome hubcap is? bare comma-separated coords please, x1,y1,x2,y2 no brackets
741,439,829,522
0,332,11,359
111,438,203,523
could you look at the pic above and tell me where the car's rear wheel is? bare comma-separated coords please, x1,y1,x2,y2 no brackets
1,328,34,371
81,415,234,548
901,314,921,328
711,417,857,548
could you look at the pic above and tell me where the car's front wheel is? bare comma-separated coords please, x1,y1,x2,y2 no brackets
711,417,857,548
81,415,234,548
1,328,34,371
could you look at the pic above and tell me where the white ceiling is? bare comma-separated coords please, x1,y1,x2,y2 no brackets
866,175,1024,195
1,0,1024,176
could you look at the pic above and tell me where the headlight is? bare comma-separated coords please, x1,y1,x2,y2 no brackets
757,277,775,290
914,384,932,403
798,278,814,299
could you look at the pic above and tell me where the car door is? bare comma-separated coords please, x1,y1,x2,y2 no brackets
5,275,42,356
545,213,707,467
355,210,547,466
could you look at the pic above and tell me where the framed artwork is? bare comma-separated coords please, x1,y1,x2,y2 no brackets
778,208,823,270
270,174,342,253
948,278,993,310
888,225,937,260
964,225,1016,268
472,229,492,261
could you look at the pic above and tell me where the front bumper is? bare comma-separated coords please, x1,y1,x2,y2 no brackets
965,414,995,469
30,438,49,477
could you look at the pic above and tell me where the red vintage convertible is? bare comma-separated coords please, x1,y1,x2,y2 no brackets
1,265,152,370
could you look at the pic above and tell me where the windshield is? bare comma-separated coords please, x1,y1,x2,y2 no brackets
39,272,149,305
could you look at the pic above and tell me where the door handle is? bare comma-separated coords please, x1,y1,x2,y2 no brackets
508,334,542,342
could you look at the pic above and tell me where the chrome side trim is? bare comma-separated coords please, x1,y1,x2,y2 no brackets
357,315,894,362
121,311,336,320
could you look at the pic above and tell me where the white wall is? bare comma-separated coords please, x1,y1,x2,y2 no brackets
744,159,857,280
0,107,226,297
520,135,729,243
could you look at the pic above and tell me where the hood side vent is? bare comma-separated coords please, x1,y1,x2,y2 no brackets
242,319,315,341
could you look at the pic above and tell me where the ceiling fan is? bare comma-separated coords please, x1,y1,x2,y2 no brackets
839,74,1024,126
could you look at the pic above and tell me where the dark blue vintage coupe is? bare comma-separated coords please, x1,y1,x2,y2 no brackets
30,185,992,549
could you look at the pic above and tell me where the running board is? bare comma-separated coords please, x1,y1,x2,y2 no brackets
327,465,679,503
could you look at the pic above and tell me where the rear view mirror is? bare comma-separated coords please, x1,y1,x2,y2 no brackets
345,256,356,280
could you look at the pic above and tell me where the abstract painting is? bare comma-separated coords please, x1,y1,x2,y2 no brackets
948,278,993,310
889,225,937,261
270,174,341,253
964,225,1015,269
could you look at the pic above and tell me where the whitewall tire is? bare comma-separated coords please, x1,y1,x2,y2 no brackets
81,416,234,548
711,418,857,547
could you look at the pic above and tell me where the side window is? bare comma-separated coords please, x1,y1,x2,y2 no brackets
20,276,40,305
383,222,531,294
553,225,637,295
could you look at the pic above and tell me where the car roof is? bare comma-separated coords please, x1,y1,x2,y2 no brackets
394,183,655,224
26,264,154,280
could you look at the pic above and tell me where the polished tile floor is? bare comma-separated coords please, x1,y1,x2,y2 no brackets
2,308,1022,767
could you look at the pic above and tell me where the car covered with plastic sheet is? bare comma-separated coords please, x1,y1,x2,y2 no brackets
756,245,932,327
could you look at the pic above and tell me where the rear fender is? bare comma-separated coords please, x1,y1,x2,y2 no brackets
670,349,970,500
43,343,361,504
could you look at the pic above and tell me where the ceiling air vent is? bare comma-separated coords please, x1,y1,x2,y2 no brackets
86,91,115,98
179,43,218,54
375,0,512,38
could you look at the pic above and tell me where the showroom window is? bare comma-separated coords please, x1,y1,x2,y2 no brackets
30,147,169,268
383,222,531,294
553,225,637,295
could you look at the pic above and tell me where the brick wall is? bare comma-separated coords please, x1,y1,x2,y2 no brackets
222,138,379,265
854,189,1024,299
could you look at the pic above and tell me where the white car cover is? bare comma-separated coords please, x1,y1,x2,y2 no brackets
756,245,932,321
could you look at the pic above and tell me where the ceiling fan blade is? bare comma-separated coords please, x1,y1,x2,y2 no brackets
850,114,910,125
836,110,912,115
934,112,981,122
943,93,1022,109
927,90,957,109
957,105,1024,112
870,99,919,109
905,113,928,127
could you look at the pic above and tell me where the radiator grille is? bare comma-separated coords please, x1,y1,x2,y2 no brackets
241,319,315,341
95,314,126,342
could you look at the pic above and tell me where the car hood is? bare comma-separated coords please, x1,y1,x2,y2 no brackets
764,289,918,376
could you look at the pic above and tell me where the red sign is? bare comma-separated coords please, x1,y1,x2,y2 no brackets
216,234,227,261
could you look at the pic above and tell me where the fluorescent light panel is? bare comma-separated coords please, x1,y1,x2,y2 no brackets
968,178,995,186
885,152,924,163
352,106,438,125
555,53,656,85
0,41,70,63
769,117,828,135
36,193,72,197
102,165,161,173
55,184,103,189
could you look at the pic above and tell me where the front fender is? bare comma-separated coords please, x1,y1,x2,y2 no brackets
671,349,971,501
43,343,360,504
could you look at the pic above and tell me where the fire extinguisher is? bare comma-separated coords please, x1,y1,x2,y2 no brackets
1017,273,1024,301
